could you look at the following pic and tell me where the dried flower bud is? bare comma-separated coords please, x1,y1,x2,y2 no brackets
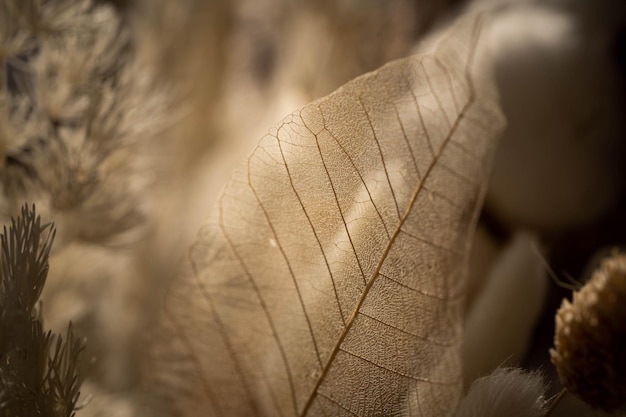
550,252,626,412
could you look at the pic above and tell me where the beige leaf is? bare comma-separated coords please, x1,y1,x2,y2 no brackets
148,15,504,417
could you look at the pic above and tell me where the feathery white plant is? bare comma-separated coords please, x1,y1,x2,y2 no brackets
0,0,168,247
455,368,546,417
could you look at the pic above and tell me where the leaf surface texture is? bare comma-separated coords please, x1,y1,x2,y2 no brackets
150,15,504,417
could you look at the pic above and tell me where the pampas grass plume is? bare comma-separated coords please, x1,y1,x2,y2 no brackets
455,367,546,417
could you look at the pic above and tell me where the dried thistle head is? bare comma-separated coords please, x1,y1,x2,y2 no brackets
0,0,170,247
550,251,626,413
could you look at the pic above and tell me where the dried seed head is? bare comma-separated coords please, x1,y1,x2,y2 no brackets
550,251,626,412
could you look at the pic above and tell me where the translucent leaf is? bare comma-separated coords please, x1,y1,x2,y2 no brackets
149,15,504,417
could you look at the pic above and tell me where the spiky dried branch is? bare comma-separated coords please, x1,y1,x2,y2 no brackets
0,204,85,417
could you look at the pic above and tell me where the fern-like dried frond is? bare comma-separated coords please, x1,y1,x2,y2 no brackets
0,204,85,417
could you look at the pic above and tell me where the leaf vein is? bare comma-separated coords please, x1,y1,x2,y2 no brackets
219,196,300,415
409,79,435,159
398,229,464,257
358,96,402,219
320,116,391,239
188,241,261,414
421,59,453,128
358,311,452,347
339,347,457,386
276,122,347,326
247,151,324,369
318,392,359,416
392,101,421,180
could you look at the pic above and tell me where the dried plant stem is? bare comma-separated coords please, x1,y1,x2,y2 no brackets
544,388,567,417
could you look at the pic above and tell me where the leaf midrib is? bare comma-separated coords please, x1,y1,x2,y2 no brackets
298,17,483,416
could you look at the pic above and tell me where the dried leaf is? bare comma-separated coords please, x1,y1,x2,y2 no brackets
148,15,504,417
